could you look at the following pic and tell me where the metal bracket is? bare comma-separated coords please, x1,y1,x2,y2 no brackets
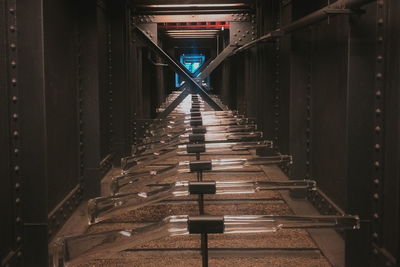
187,144,206,153
188,216,224,234
189,160,212,172
136,23,158,44
188,181,217,195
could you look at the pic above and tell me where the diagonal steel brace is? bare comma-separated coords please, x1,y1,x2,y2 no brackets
132,26,225,117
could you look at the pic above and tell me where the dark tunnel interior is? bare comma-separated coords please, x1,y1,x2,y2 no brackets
0,0,399,266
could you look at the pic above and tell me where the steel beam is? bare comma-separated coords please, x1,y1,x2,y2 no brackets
132,14,251,23
133,26,225,114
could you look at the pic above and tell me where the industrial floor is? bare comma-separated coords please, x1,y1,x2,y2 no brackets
53,149,343,267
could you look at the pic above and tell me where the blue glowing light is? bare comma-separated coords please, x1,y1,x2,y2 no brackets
175,54,205,87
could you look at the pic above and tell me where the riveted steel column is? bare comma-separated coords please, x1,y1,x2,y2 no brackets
380,0,400,265
109,0,131,165
18,0,48,265
79,0,105,198
343,3,376,265
369,0,397,265
0,0,23,265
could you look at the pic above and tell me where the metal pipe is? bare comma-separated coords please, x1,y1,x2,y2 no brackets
236,0,375,53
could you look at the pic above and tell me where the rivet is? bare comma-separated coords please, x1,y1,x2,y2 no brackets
376,73,383,79
373,213,379,219
11,78,17,85
373,248,378,255
374,161,380,167
13,131,18,137
375,108,381,115
15,198,20,204
376,90,382,97
374,144,381,150
373,193,379,200
375,126,381,133
373,178,380,185
11,60,16,67
14,165,19,172
378,36,384,42
17,251,22,257
16,216,21,223
15,183,20,189
376,55,383,62
377,18,384,25
12,113,18,120
9,8,15,14
9,25,16,32
16,236,22,242
10,43,16,50
14,148,19,155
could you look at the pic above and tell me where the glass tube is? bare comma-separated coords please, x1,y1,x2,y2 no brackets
88,179,316,225
177,140,273,155
52,215,189,267
53,214,359,266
